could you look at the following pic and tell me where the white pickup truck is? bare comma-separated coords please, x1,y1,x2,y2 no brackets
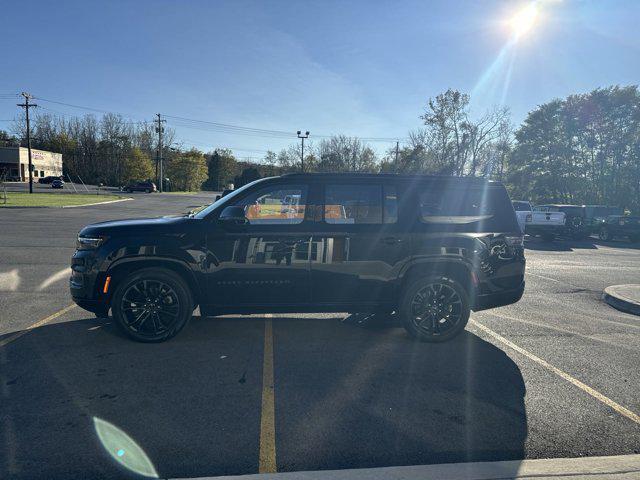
512,200,566,241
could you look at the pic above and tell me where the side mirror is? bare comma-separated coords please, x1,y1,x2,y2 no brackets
215,195,221,201
219,205,248,226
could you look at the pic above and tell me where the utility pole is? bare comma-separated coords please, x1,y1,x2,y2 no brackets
395,141,399,164
17,92,38,193
297,130,309,172
156,113,166,192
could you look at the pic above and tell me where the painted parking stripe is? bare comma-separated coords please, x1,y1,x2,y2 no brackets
259,314,276,473
0,304,76,348
470,319,640,425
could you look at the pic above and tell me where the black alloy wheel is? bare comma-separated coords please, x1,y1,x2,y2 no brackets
599,227,611,241
112,268,193,342
400,276,470,342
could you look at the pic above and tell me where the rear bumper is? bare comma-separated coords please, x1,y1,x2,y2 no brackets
473,282,525,311
525,224,564,235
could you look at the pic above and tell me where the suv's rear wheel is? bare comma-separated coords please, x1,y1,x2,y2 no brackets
599,227,611,241
399,276,470,342
112,268,193,342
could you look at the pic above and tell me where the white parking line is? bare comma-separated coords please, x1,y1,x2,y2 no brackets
478,311,638,350
469,319,640,425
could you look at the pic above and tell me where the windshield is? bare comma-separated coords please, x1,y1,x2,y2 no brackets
193,178,268,219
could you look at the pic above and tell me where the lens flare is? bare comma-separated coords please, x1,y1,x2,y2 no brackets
510,3,538,38
93,417,159,478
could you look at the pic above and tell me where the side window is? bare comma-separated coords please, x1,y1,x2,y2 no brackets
325,184,382,224
237,184,308,225
418,187,493,223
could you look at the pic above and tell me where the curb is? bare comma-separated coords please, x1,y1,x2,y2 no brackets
0,197,133,209
603,285,640,316
172,454,640,480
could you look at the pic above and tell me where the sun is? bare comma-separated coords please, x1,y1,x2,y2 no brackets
510,3,539,39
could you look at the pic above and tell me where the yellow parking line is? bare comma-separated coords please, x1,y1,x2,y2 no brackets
259,314,276,473
470,319,640,425
0,304,77,348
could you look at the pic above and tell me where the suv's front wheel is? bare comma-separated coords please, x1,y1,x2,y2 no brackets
399,276,470,342
112,268,193,342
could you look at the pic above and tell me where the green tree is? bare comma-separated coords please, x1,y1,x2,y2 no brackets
167,149,208,191
121,147,154,185
203,149,237,190
0,130,18,147
234,166,261,187
507,85,640,211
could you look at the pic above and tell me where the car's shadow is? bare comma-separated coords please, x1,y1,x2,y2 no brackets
0,315,527,479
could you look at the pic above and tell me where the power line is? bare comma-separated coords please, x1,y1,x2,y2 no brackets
31,95,407,143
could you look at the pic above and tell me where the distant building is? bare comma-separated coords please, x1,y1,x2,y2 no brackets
0,147,63,181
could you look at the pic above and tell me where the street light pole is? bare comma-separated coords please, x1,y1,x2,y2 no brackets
297,130,310,172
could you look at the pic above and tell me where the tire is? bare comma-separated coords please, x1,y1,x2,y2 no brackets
399,275,470,342
599,227,611,241
145,188,150,193
541,233,556,242
111,268,193,342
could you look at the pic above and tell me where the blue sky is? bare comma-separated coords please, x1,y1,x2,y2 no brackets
1,0,638,160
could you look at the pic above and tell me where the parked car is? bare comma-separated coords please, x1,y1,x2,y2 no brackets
51,179,64,189
512,200,565,241
124,181,156,193
598,215,640,243
535,204,622,239
71,173,525,343
534,205,588,238
38,175,62,184
584,205,624,233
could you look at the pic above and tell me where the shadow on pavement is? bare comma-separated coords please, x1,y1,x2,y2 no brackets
272,317,527,473
0,315,527,479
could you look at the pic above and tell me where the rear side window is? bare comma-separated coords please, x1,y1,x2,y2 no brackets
323,184,399,225
418,185,518,231
325,184,382,224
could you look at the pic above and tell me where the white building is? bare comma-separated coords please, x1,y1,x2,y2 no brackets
0,146,63,181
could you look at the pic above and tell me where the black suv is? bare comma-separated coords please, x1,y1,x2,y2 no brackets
71,173,525,343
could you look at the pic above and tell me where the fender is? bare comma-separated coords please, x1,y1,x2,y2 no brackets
105,255,204,305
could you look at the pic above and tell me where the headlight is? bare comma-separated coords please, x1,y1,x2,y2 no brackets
76,235,107,250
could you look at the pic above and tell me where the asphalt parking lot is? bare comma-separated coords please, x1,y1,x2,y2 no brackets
1,193,639,479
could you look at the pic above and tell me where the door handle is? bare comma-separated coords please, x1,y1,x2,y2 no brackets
381,236,403,245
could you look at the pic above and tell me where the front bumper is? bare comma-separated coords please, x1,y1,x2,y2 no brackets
70,249,108,313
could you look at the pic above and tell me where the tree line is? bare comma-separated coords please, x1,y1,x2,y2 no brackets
1,84,638,212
